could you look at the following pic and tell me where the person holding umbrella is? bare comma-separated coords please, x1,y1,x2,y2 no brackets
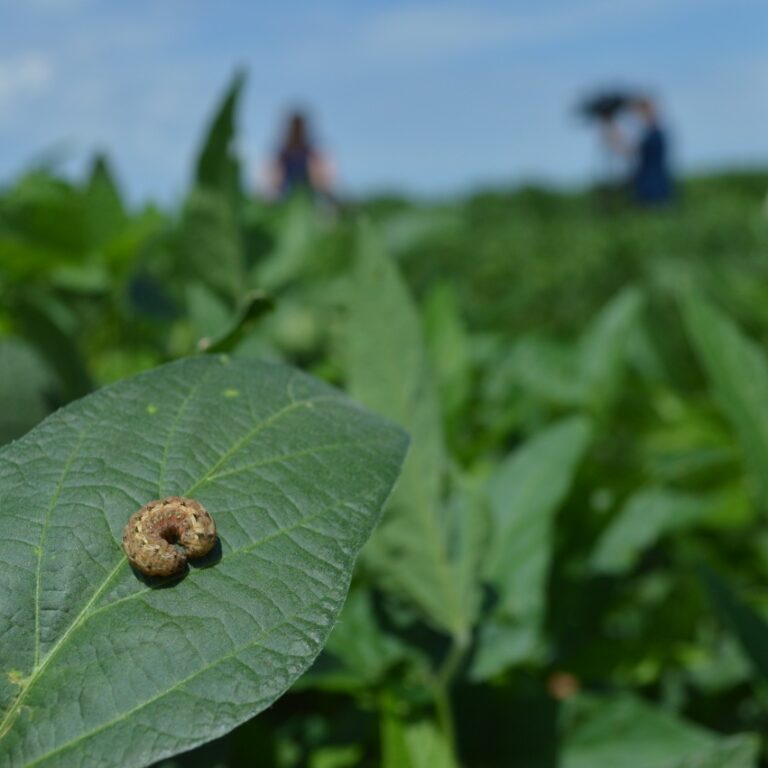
611,96,674,206
581,91,675,207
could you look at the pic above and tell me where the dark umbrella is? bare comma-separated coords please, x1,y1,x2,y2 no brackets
578,90,640,121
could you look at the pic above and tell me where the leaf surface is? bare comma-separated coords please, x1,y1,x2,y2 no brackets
0,356,407,768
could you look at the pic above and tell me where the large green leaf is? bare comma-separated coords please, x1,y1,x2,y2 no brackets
0,356,407,768
682,294,768,502
345,226,471,639
560,694,759,768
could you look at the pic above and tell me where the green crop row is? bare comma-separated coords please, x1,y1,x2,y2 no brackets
1,74,768,767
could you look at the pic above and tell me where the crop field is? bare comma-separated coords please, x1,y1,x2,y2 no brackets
1,77,768,768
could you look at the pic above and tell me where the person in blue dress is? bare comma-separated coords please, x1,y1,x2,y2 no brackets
268,110,334,202
630,97,674,205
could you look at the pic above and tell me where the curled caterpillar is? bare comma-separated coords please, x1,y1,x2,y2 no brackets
122,496,217,577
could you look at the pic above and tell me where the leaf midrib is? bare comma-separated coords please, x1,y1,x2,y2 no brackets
33,425,92,668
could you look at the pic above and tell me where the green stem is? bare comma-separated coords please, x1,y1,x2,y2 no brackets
432,632,469,766
434,682,457,759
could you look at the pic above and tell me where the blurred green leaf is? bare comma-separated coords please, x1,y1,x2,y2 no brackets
255,196,322,291
700,566,768,682
346,225,473,639
10,294,92,402
503,288,642,415
422,282,472,427
199,291,274,355
0,338,59,445
560,694,759,768
579,287,644,413
381,713,456,768
471,417,591,678
83,154,126,248
683,294,768,503
195,70,245,205
590,488,708,576
177,188,245,303
309,744,363,768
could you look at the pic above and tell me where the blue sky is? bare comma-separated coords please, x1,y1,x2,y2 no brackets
1,0,767,203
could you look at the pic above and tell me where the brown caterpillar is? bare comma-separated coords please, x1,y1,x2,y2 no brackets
122,496,217,577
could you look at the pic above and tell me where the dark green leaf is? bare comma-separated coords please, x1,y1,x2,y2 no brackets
11,294,92,401
0,356,407,767
700,566,768,682
0,338,59,445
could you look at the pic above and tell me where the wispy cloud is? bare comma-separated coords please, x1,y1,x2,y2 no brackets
0,52,54,116
358,0,698,60
18,0,90,10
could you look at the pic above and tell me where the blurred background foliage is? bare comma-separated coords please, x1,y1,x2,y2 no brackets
2,75,768,767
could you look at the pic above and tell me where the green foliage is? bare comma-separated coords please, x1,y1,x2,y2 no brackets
0,338,59,444
590,488,708,576
701,567,768,683
472,417,592,678
560,694,760,767
194,70,246,205
346,225,464,638
683,293,768,503
2,73,768,766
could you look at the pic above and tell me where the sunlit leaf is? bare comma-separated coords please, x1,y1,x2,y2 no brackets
0,356,407,767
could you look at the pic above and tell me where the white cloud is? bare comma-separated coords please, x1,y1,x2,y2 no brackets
0,52,54,113
358,0,703,61
20,0,89,10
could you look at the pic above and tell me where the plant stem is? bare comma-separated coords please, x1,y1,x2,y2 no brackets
432,631,469,766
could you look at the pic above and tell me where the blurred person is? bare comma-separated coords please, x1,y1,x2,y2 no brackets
266,110,335,204
601,96,674,206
